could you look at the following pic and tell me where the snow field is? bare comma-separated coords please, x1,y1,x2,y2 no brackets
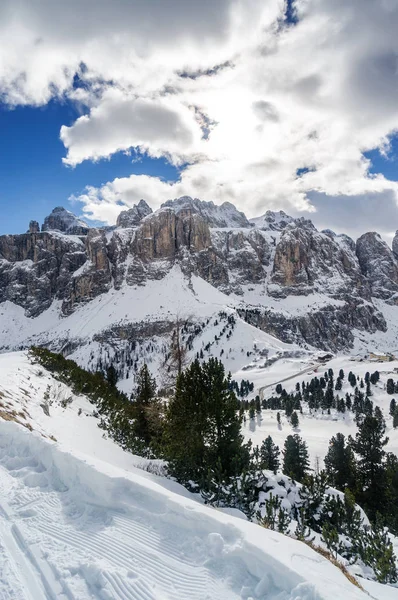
0,421,368,600
0,351,372,600
240,355,398,467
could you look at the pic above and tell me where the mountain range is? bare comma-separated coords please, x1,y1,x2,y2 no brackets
1,197,398,384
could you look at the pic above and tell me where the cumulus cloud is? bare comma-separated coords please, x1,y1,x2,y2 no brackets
61,90,203,166
3,0,398,235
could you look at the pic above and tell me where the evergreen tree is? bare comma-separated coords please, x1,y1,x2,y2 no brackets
259,436,280,473
132,364,158,446
339,369,345,380
290,411,299,429
165,358,249,485
106,364,118,387
324,433,356,492
283,434,310,482
393,409,398,429
349,410,389,520
387,378,395,395
389,398,396,416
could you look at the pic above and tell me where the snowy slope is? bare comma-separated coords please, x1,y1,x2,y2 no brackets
242,355,398,469
0,351,374,600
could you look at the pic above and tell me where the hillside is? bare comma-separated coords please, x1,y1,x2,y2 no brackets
0,351,373,600
1,198,398,387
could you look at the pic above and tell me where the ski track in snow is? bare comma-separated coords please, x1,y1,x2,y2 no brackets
0,422,349,600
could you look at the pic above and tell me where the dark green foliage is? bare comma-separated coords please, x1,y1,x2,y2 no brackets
349,408,389,521
165,358,250,486
131,364,159,447
335,377,342,391
324,433,356,492
370,371,380,385
28,346,156,456
339,369,344,380
106,365,118,387
394,409,398,429
390,398,396,416
294,507,315,542
282,434,309,482
387,378,395,395
321,523,340,558
259,436,280,473
290,411,299,429
352,522,397,584
258,493,291,534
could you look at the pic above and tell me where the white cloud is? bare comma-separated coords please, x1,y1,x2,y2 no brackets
3,0,398,236
60,90,203,166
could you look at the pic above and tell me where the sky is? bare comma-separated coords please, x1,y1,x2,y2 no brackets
1,0,398,242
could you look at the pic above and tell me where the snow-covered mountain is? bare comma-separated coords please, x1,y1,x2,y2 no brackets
1,196,398,387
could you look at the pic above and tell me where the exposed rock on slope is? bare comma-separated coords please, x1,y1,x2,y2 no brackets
42,206,89,235
269,220,368,299
0,197,397,351
116,199,152,228
356,232,398,303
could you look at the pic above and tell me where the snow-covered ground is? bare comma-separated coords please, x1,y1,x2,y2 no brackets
0,351,387,600
240,355,398,468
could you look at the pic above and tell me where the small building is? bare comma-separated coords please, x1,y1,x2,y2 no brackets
369,352,395,362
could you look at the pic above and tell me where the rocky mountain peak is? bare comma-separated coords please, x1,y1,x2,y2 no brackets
356,231,398,302
116,200,153,228
41,207,89,235
250,209,296,231
392,230,398,259
160,196,251,228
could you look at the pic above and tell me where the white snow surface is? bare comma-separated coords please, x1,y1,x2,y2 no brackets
0,351,374,600
241,355,398,469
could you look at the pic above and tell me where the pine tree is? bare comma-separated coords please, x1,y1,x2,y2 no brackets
324,433,356,492
259,435,280,473
290,411,299,429
387,378,395,395
106,364,118,387
389,398,396,416
132,363,158,446
339,369,345,380
349,409,389,520
165,358,249,485
283,434,309,482
393,409,398,429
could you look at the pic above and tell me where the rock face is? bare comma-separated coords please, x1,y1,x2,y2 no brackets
161,196,251,228
356,232,398,303
28,221,40,234
1,198,398,350
269,220,368,299
116,200,152,228
42,207,89,235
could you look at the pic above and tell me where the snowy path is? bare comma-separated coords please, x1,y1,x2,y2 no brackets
258,363,321,399
0,421,369,600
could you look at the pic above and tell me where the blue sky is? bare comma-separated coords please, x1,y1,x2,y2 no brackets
0,101,180,234
1,0,398,241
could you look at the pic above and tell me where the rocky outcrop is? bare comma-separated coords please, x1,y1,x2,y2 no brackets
28,221,40,234
356,232,398,303
161,196,251,228
62,229,112,314
269,220,367,299
42,207,89,235
116,200,152,228
1,198,398,351
238,301,387,352
0,232,86,316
